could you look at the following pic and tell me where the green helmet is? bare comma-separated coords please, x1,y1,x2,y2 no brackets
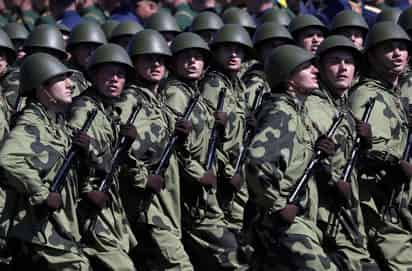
398,6,412,33
222,7,256,32
3,23,29,41
145,11,181,34
331,10,368,34
87,43,133,74
20,52,71,96
128,29,171,58
376,7,401,23
67,22,107,51
101,20,120,39
264,44,315,89
0,28,16,62
109,21,143,42
171,32,210,56
259,8,293,26
190,11,223,32
210,24,253,49
23,24,67,59
316,35,361,60
253,22,294,46
365,21,411,51
289,14,327,37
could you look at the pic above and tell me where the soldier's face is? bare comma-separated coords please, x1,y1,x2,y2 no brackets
214,43,245,72
369,40,409,76
296,27,324,55
43,74,73,104
321,50,355,95
288,63,318,96
70,43,98,69
336,28,364,50
174,49,205,80
0,52,8,77
94,64,127,98
134,54,166,83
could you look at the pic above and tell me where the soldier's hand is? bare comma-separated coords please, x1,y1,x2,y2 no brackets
336,180,352,202
399,160,412,178
230,174,243,191
46,192,61,211
355,118,372,148
199,170,217,187
214,112,228,128
120,124,137,141
246,114,257,131
175,119,193,139
72,130,90,152
278,204,299,224
86,191,109,209
315,136,336,156
147,175,164,193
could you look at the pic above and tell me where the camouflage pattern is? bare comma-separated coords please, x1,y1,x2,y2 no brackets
115,82,193,271
69,88,137,270
0,101,90,270
163,76,248,270
349,71,412,270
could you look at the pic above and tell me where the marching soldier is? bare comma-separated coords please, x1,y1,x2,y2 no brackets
108,21,143,50
144,11,181,45
189,11,223,43
289,14,327,55
330,10,369,50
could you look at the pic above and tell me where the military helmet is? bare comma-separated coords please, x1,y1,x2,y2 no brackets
190,11,223,32
67,22,107,51
316,35,361,60
20,52,71,96
331,10,368,34
23,24,67,59
109,21,143,42
259,8,293,26
101,20,120,39
34,15,56,26
253,22,294,46
0,28,16,62
398,6,412,33
376,7,401,23
264,44,315,89
57,23,71,37
289,14,327,37
128,29,171,58
365,21,411,51
145,11,181,33
3,23,29,41
222,7,256,32
171,32,210,56
210,24,253,49
87,43,133,74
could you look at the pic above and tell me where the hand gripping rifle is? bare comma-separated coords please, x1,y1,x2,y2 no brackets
330,97,375,246
139,95,199,213
287,112,345,206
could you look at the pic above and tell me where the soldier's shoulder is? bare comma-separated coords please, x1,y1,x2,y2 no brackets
72,90,99,110
202,69,229,88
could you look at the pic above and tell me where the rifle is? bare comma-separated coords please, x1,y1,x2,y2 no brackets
328,97,375,246
51,109,98,193
287,112,345,206
139,95,199,213
198,88,226,219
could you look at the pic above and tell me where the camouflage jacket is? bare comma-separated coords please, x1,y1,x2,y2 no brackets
67,61,92,97
0,100,83,252
162,76,225,222
70,87,136,253
246,92,318,220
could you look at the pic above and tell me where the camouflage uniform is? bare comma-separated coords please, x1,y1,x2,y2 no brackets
163,76,248,271
70,88,137,271
116,82,193,271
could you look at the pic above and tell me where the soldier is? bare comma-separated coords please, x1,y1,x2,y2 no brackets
144,11,181,45
0,53,91,270
189,11,223,43
221,7,256,36
108,21,143,50
101,19,119,39
289,14,327,55
256,8,293,26
246,44,343,271
77,0,107,25
3,22,29,61
0,28,14,126
165,31,247,271
305,35,380,271
349,22,412,270
70,44,137,270
117,29,193,271
330,10,369,50
66,22,107,97
375,7,401,23
49,0,82,30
